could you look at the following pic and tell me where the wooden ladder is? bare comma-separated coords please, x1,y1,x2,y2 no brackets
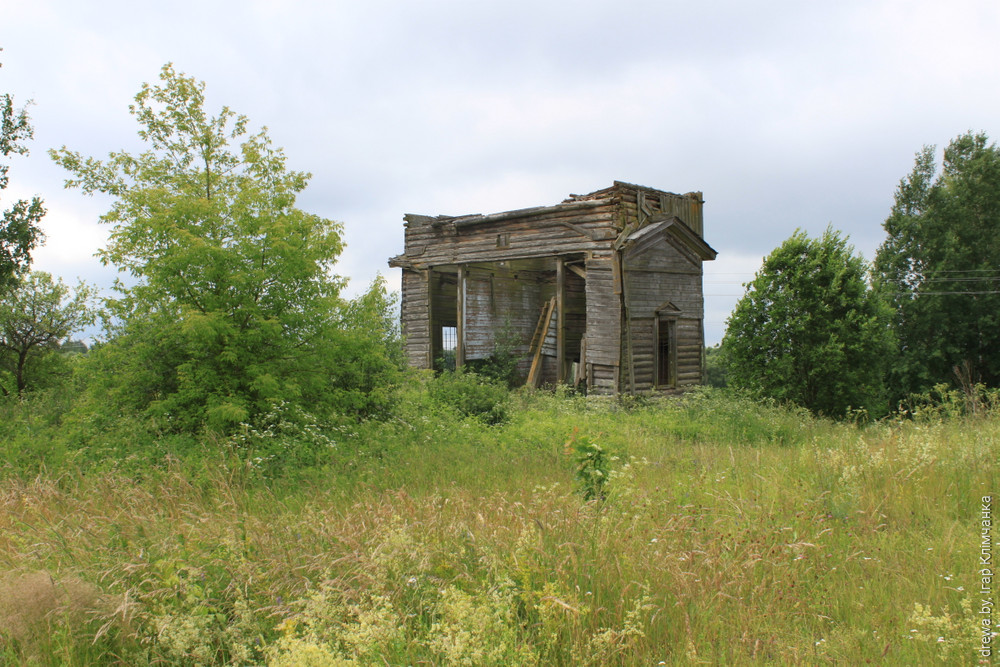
526,297,556,387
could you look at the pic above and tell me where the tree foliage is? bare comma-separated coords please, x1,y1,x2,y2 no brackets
723,228,890,417
1,56,45,293
702,344,728,388
0,271,94,396
51,64,400,432
874,132,1000,398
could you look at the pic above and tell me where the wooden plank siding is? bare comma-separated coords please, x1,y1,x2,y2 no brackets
400,269,431,369
583,257,620,367
389,182,714,391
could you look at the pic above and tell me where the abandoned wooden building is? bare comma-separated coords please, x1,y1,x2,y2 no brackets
388,181,717,393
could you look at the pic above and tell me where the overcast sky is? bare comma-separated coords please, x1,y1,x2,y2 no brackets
3,0,1000,344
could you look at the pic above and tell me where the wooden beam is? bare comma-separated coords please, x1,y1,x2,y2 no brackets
456,265,465,369
425,269,434,369
555,220,599,240
556,257,565,384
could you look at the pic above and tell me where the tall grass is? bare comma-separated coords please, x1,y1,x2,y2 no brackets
0,387,995,664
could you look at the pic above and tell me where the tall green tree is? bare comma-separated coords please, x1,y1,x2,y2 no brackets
723,228,890,417
0,271,94,396
51,64,399,432
874,132,1000,398
1,54,45,292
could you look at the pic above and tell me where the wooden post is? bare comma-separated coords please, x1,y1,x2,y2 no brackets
556,257,565,383
456,265,465,369
425,269,434,369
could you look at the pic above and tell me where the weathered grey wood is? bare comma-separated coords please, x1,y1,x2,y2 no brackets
423,269,433,368
556,258,565,383
391,181,714,391
528,297,556,387
456,265,465,369
400,269,428,369
451,198,613,227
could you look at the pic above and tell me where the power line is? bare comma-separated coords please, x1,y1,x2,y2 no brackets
888,290,1000,296
912,268,1000,274
707,290,1000,297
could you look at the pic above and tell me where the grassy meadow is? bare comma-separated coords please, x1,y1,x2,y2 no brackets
0,383,996,665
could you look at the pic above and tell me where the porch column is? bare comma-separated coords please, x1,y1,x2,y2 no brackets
425,269,434,369
456,264,466,369
556,257,565,383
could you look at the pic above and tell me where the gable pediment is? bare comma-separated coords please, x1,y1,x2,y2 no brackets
620,216,717,262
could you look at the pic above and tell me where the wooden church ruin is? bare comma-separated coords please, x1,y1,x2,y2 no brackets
388,181,717,393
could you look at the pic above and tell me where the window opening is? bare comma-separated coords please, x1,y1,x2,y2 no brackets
440,326,457,352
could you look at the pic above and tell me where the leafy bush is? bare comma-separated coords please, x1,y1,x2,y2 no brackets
225,400,339,476
427,370,510,425
897,381,1000,422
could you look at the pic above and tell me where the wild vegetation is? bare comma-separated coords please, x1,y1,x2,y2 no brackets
1,382,996,665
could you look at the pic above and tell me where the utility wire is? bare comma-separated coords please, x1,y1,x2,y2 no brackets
886,290,1000,296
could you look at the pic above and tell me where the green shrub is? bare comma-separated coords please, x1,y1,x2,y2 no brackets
225,400,339,476
898,381,1000,422
427,370,510,425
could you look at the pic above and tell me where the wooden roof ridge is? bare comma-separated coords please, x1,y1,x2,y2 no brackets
615,180,702,200
560,181,697,204
402,182,703,229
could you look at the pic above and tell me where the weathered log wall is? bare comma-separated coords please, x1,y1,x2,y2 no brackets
400,269,431,369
